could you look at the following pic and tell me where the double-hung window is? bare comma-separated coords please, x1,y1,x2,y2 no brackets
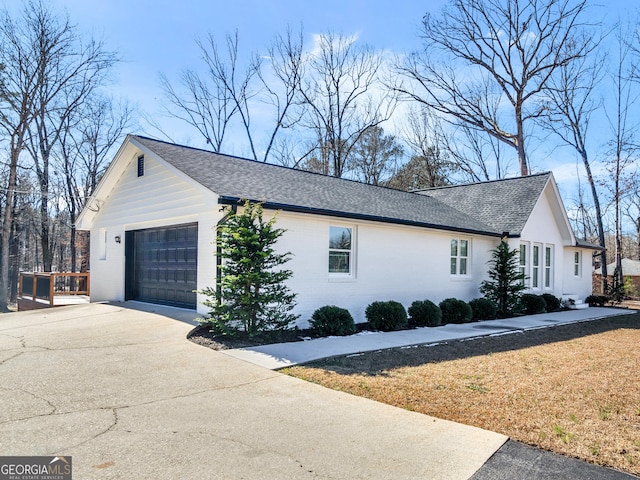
544,246,553,288
574,251,581,277
532,244,541,288
450,238,469,276
329,226,353,275
519,243,528,286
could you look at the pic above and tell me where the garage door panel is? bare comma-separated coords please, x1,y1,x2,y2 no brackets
125,223,198,309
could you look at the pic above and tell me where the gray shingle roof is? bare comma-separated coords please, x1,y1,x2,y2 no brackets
417,173,552,236
133,135,546,237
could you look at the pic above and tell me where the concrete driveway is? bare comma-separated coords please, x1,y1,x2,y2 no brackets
0,302,506,479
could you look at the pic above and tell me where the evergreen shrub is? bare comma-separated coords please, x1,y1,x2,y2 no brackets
521,293,547,314
541,293,561,312
469,298,498,320
408,300,442,327
439,298,473,324
365,301,408,331
309,305,356,336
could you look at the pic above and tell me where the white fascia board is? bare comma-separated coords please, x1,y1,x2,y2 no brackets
544,174,577,246
75,135,219,230
76,134,135,230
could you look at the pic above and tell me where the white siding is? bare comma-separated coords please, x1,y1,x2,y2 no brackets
273,211,498,326
518,186,592,300
89,150,221,314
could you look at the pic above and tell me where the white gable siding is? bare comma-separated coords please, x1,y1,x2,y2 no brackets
88,151,220,312
518,186,591,299
273,211,498,326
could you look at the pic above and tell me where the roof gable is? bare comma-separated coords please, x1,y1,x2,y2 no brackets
417,173,552,236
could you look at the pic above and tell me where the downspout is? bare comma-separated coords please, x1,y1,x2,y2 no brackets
216,203,237,304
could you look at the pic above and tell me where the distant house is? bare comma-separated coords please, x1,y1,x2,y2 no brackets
595,259,640,299
76,135,599,325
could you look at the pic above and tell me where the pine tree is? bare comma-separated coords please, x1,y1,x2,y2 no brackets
201,201,298,336
480,239,526,318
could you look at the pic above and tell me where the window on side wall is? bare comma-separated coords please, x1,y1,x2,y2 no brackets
329,226,353,275
450,238,469,276
574,251,581,277
99,228,107,260
532,244,541,288
544,245,553,288
519,243,528,286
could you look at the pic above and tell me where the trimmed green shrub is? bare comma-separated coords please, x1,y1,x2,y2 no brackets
309,305,356,336
541,293,561,312
469,298,498,320
365,301,408,331
521,294,547,314
439,298,473,324
408,300,442,327
585,294,609,307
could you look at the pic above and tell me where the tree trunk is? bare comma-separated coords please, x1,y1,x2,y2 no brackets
0,148,20,311
580,151,607,291
515,109,528,176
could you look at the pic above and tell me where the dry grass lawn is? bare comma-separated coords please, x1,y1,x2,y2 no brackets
285,313,640,476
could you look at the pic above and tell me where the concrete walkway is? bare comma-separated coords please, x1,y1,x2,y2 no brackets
0,302,507,480
223,307,636,369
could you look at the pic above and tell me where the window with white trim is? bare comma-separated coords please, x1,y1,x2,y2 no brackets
544,245,553,288
450,238,469,276
99,228,107,260
574,251,581,277
329,226,353,275
532,244,541,288
519,243,528,286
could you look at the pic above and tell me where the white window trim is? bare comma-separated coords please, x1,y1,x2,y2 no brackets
328,225,356,280
99,228,107,261
544,245,553,289
450,237,471,277
574,251,582,278
532,243,542,289
519,242,529,287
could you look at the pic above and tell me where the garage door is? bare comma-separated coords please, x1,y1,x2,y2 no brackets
125,223,198,309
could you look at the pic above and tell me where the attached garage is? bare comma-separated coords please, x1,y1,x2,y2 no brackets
124,223,198,309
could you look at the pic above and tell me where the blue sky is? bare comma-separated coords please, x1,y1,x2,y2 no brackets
1,0,638,209
48,0,448,142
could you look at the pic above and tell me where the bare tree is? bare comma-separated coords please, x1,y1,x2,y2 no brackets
350,126,403,185
296,32,397,178
57,96,132,272
622,176,640,261
161,29,303,163
390,107,454,188
0,2,51,309
604,19,639,296
23,3,117,272
540,42,609,289
397,0,597,177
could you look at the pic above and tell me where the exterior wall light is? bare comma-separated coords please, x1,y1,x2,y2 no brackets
114,235,121,244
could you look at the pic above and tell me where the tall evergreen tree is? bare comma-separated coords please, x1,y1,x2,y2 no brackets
480,239,526,318
201,201,298,336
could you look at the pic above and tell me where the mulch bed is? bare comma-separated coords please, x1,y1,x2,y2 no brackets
187,322,372,350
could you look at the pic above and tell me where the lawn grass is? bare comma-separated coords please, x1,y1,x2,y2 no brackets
285,313,640,476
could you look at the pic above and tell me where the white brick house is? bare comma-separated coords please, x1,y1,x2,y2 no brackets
76,135,599,325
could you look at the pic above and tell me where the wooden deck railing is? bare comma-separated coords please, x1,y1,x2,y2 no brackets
19,272,90,306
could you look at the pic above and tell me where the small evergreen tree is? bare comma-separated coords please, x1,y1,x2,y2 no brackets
480,239,526,318
200,201,299,336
